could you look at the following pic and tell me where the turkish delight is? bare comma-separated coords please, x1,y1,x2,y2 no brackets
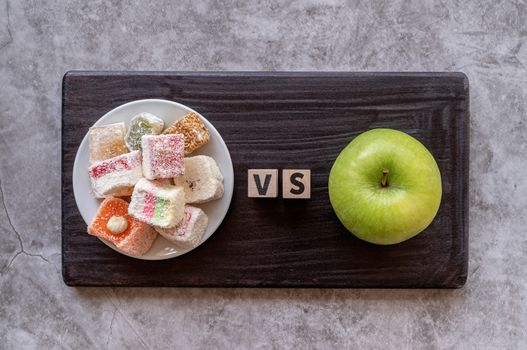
173,155,223,204
142,134,185,180
88,122,128,163
162,112,210,154
87,197,157,256
125,112,164,151
128,178,185,228
88,150,143,198
155,206,208,248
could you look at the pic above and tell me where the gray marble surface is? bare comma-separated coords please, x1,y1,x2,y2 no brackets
0,0,526,349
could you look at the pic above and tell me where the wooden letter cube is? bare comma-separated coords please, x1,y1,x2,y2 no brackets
282,169,311,199
248,169,278,198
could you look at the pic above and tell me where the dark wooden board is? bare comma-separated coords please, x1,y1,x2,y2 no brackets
62,71,469,288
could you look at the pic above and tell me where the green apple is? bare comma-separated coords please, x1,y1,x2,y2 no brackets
328,128,442,245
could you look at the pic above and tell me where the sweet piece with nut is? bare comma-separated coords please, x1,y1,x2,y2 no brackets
162,112,210,154
87,197,157,256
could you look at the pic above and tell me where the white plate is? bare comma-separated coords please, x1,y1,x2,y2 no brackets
72,99,234,260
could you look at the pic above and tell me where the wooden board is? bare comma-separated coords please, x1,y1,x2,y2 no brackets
62,71,469,288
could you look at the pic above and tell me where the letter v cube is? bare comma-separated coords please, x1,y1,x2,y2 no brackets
247,169,278,198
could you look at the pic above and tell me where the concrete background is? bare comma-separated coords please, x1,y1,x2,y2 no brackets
1,0,526,349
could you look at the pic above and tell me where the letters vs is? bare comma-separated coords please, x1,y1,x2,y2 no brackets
248,169,311,199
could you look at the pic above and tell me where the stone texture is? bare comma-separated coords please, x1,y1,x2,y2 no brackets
0,0,526,349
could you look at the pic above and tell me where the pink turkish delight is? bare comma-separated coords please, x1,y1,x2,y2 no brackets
88,150,143,198
141,134,185,180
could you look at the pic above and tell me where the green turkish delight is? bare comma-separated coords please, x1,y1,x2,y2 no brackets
125,112,164,151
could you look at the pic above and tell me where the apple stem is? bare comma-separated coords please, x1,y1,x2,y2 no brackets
381,168,389,187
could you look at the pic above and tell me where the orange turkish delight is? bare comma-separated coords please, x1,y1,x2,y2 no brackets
87,197,156,256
